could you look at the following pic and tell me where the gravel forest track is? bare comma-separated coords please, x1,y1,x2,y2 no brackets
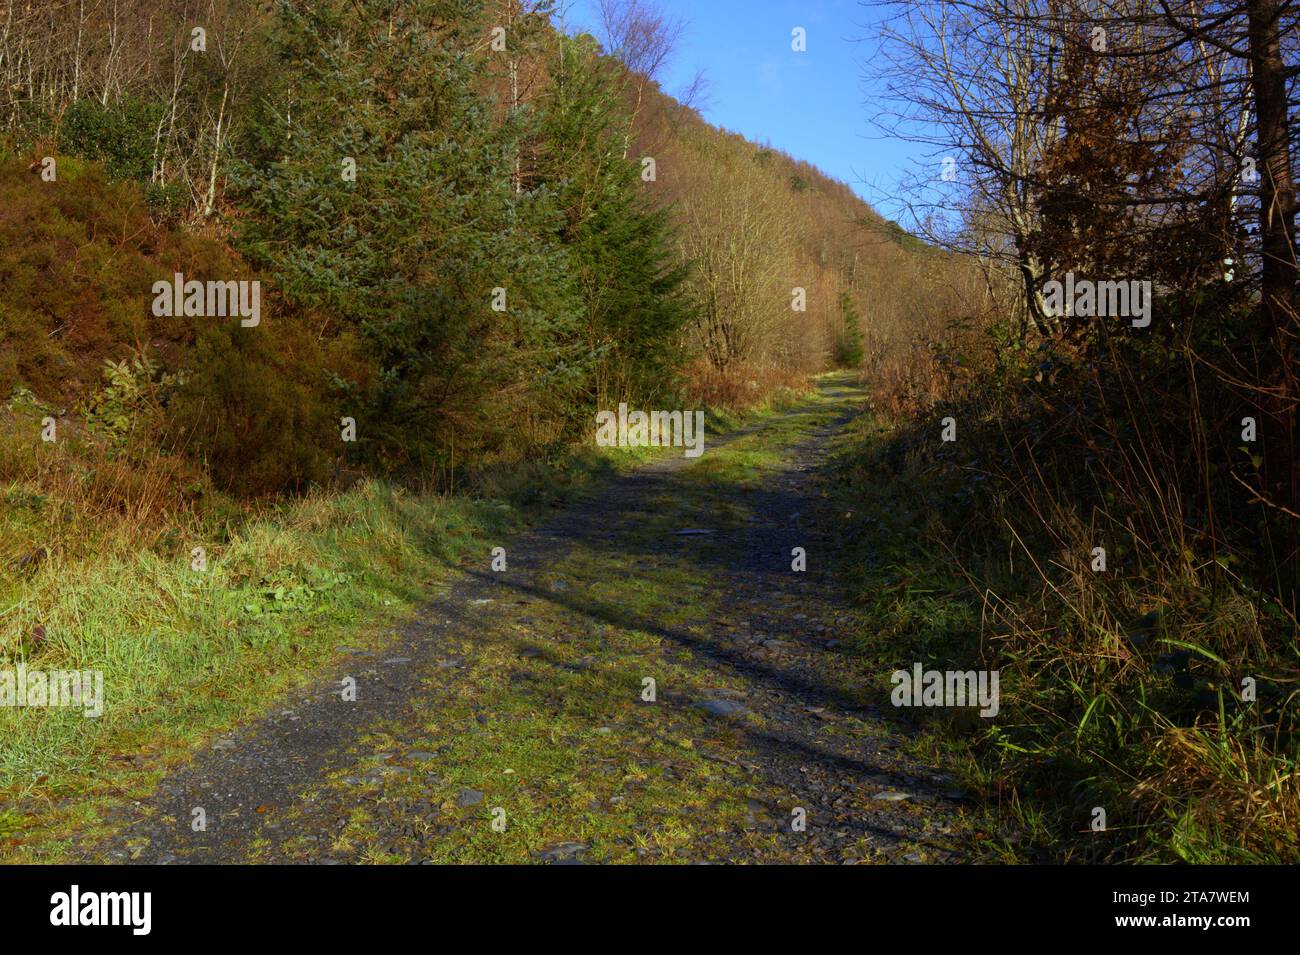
86,375,968,864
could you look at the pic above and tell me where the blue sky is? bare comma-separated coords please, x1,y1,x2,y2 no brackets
555,0,917,218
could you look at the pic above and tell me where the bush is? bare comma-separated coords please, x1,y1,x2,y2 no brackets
0,157,354,497
166,316,339,497
58,97,164,182
851,298,1300,862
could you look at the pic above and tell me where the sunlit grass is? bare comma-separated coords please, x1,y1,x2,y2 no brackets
0,381,821,860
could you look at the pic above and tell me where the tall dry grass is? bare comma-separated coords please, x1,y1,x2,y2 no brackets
847,301,1300,862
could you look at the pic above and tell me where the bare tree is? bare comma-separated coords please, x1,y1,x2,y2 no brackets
597,0,684,157
677,139,795,369
867,0,1066,337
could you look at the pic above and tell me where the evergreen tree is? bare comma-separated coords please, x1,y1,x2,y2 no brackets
535,32,692,410
232,0,579,468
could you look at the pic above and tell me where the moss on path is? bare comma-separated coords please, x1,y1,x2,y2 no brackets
58,375,970,864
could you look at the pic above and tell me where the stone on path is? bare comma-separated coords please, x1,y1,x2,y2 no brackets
696,699,750,719
536,842,586,863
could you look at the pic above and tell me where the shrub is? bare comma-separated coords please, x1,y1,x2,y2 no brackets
58,97,163,183
165,316,339,497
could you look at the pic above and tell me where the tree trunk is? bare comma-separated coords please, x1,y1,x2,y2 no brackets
1245,0,1297,325
1245,0,1298,603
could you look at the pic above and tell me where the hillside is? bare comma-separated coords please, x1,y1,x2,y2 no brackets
0,1,958,499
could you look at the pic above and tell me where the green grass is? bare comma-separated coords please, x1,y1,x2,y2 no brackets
0,480,507,856
0,382,820,861
271,543,767,864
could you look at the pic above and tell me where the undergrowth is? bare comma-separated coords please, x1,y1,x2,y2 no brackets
829,323,1300,864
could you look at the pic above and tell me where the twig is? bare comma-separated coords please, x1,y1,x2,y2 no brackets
1230,472,1300,521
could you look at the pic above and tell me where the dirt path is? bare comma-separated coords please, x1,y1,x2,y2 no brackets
88,376,967,864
